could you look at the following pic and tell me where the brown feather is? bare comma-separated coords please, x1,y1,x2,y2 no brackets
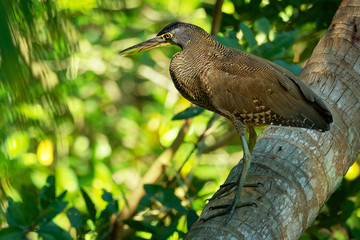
169,25,332,131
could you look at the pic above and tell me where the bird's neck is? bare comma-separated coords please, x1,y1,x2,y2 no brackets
169,35,220,112
182,33,217,51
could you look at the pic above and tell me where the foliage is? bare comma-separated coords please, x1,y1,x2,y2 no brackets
0,176,118,240
0,176,70,240
172,107,205,120
1,0,359,239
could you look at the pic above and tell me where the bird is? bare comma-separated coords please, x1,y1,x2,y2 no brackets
119,22,333,224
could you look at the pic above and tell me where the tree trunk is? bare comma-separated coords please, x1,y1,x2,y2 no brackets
185,0,360,239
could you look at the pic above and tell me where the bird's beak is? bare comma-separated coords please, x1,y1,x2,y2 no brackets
119,37,170,56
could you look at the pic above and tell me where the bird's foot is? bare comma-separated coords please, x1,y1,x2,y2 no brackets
201,182,260,224
200,200,257,225
207,182,261,202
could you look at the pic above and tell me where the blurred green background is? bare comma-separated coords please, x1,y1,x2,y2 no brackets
1,0,360,239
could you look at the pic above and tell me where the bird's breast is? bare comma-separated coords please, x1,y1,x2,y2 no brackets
169,51,218,112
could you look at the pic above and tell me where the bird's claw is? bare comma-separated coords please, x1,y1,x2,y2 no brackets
200,201,256,225
207,181,262,202
201,181,261,224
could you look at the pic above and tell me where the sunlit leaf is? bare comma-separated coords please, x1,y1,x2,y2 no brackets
345,162,360,181
254,18,270,35
22,153,37,165
37,139,53,166
58,0,97,10
17,104,47,121
5,132,30,158
56,163,79,192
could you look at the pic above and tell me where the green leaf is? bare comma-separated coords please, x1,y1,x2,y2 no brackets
101,189,118,214
256,32,296,59
124,219,157,233
240,22,257,50
323,180,346,217
81,188,96,222
172,106,204,120
273,32,297,49
254,18,270,35
66,207,83,229
40,176,56,209
37,199,68,224
97,190,119,228
346,210,360,238
20,185,39,225
186,177,207,198
215,30,243,50
0,227,26,240
153,217,180,240
142,184,187,214
252,30,297,60
340,200,355,222
346,177,360,196
126,215,181,240
273,60,302,75
56,191,67,201
186,209,198,230
5,198,27,227
37,222,72,240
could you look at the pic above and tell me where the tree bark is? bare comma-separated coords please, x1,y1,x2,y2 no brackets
185,0,360,239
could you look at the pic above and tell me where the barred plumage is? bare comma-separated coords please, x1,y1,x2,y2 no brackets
164,22,332,131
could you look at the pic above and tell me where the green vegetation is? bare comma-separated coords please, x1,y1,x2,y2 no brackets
1,0,359,239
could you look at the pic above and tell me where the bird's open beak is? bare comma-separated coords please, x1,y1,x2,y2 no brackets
119,37,170,56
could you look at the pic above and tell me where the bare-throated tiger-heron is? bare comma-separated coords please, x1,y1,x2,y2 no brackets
120,22,333,224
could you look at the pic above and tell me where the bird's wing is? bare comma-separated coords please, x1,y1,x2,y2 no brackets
265,60,332,122
200,50,331,130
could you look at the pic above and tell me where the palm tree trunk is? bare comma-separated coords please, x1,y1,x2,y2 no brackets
185,0,360,239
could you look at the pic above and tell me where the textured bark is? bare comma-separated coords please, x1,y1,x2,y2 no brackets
185,0,360,239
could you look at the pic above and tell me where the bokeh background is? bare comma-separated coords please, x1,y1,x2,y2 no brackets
1,0,360,239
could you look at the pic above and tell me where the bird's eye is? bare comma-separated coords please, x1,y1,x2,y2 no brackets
162,33,173,40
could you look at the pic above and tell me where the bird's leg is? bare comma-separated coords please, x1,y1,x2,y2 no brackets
247,126,257,153
206,126,258,202
224,121,253,222
201,120,256,224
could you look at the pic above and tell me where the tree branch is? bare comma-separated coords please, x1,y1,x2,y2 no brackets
185,0,360,239
211,0,224,36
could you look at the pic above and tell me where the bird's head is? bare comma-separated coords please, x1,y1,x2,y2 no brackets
119,22,209,55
